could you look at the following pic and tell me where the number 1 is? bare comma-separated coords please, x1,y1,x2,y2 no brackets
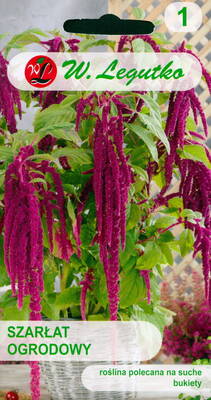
178,6,187,26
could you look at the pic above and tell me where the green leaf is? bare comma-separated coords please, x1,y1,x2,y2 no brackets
140,113,170,153
131,165,148,181
0,33,8,41
20,91,32,108
55,287,81,309
127,122,158,162
11,130,38,151
180,144,211,169
151,32,171,44
120,269,145,308
30,28,49,37
158,231,175,243
181,209,202,220
41,297,59,320
159,243,174,265
39,123,82,146
186,116,197,132
139,94,162,123
94,266,108,308
161,207,179,216
144,42,155,53
61,93,81,106
43,258,58,294
153,170,165,188
79,39,115,52
0,146,14,162
132,8,145,19
127,203,141,230
80,225,95,247
168,197,183,209
123,256,137,273
30,177,48,190
52,148,92,165
132,38,145,53
3,297,30,320
120,230,137,265
4,29,43,56
137,242,166,269
0,291,17,308
157,92,170,105
0,237,10,286
88,314,108,321
131,304,172,333
179,229,194,257
28,153,55,162
63,184,79,199
154,216,177,229
67,198,76,225
34,103,76,133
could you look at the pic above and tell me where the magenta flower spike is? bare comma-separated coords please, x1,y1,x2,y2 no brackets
75,94,132,320
0,52,22,133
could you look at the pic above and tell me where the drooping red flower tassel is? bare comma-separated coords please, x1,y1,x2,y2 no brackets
4,146,44,313
80,270,94,320
0,52,22,133
140,270,151,304
4,145,74,400
76,93,132,320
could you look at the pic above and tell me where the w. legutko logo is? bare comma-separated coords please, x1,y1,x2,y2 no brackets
25,55,57,88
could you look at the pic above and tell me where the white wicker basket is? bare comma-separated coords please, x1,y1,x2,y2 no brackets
41,361,137,400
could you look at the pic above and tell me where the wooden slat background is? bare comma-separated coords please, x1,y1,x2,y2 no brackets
109,0,211,125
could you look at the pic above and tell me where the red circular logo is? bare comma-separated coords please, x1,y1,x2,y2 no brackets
25,55,57,88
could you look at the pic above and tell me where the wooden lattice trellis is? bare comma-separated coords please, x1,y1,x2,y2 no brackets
109,0,211,125
109,0,211,299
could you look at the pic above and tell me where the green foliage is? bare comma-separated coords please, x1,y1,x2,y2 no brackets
41,295,59,320
120,269,145,308
186,116,197,132
131,304,173,333
0,291,30,320
4,29,48,56
20,91,32,108
78,39,116,52
34,103,76,133
127,203,142,230
132,38,145,53
179,229,195,257
52,148,92,167
151,32,172,45
55,287,81,309
0,237,10,286
0,29,206,331
179,144,211,169
193,359,211,365
139,113,170,153
127,122,158,162
136,241,166,269
0,146,14,163
178,394,210,400
154,216,177,229
132,8,145,19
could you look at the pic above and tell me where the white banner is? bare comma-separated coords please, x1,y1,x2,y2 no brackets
82,365,211,396
8,52,202,91
0,321,162,362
